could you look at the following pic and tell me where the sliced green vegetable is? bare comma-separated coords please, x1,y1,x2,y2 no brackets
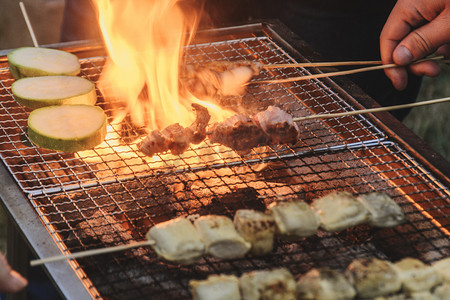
12,75,97,109
7,47,81,79
28,105,107,152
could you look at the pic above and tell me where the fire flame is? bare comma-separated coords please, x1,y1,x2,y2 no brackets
92,0,231,131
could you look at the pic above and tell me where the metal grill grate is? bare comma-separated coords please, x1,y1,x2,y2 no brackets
0,24,449,299
0,35,385,194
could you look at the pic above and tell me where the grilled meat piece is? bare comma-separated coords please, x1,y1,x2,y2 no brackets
194,215,251,259
233,209,277,256
295,268,356,300
357,192,406,227
311,191,369,232
138,103,210,156
146,216,205,264
253,106,299,144
432,256,450,282
187,103,211,144
180,60,263,99
240,268,297,300
345,257,402,298
208,114,267,153
190,274,241,300
268,199,320,238
394,257,442,292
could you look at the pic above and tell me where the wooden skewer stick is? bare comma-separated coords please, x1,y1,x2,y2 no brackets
293,97,450,122
253,56,445,84
19,1,39,47
264,60,382,69
30,240,155,267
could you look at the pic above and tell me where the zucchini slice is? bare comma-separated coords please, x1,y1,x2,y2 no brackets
12,76,97,109
28,105,107,152
7,47,81,79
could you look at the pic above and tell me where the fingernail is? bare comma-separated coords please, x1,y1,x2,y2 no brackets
394,45,414,65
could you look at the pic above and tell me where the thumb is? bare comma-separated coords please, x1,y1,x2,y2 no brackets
394,12,450,65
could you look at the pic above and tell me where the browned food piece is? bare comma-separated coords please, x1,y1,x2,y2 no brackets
208,114,267,153
186,103,211,144
253,106,299,144
179,60,263,99
138,103,210,156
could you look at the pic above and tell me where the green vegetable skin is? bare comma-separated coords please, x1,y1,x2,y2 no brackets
7,47,81,79
28,105,107,152
12,76,97,109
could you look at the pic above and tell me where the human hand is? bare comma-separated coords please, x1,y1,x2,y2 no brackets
380,0,450,90
0,251,27,293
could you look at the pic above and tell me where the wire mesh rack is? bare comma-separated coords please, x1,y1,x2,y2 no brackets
0,23,448,299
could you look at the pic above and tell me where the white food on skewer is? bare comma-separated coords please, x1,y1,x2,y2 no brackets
193,215,251,259
312,191,369,232
233,209,277,256
146,216,205,264
432,256,450,282
295,268,356,300
239,268,297,300
189,274,241,300
268,200,320,238
345,257,402,298
394,257,442,293
357,192,406,227
433,282,450,299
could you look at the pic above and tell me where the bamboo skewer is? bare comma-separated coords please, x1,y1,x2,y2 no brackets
263,60,382,69
254,56,445,84
19,1,39,47
293,97,450,122
30,240,155,267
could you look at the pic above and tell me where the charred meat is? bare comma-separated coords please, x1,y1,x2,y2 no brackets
253,106,299,144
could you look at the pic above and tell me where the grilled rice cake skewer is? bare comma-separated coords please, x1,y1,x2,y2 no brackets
189,274,241,300
295,268,356,300
357,192,406,227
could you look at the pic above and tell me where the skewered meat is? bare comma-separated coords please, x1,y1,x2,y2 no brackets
345,257,402,298
311,191,369,232
179,60,263,99
295,268,356,300
193,215,251,259
189,274,241,300
138,103,210,156
233,209,277,256
394,257,442,293
146,216,205,264
240,268,297,300
357,192,406,227
268,199,320,238
208,114,268,154
434,282,450,299
432,256,450,282
253,106,299,144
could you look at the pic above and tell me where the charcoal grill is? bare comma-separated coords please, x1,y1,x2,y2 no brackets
0,21,449,299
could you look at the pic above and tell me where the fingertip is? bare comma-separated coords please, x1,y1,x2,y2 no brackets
385,67,408,91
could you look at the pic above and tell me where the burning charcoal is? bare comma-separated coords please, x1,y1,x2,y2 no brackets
240,268,297,300
253,106,299,144
146,216,205,264
356,192,406,227
189,274,241,300
208,114,267,153
186,103,211,144
394,257,442,292
179,60,263,99
268,199,320,238
345,257,402,298
193,215,251,259
233,209,277,256
295,268,356,300
311,191,369,232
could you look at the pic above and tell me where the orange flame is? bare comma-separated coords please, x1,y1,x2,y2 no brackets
92,0,229,132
